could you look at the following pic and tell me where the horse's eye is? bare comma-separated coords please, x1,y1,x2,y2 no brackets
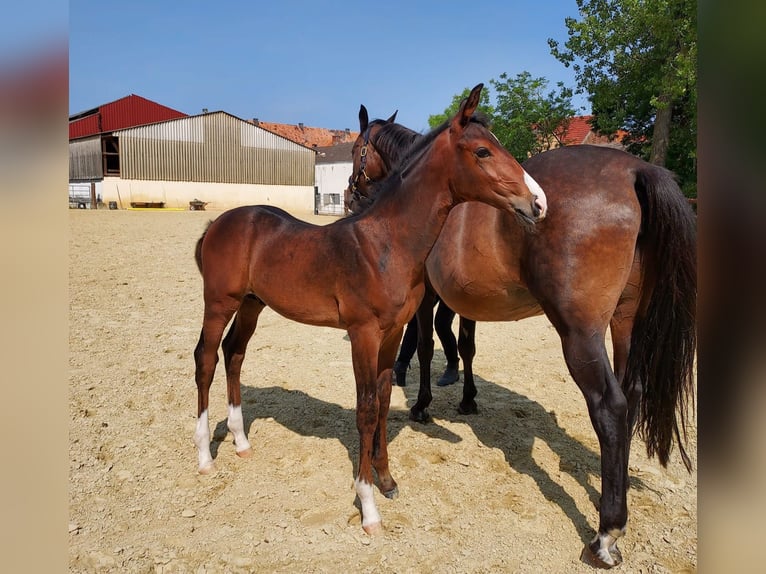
475,147,491,158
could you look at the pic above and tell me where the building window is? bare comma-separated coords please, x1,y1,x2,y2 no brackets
102,136,120,176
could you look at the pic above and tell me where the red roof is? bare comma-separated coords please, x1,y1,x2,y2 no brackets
556,115,628,146
253,120,358,148
69,94,187,140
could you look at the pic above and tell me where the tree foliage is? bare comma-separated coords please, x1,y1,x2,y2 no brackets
490,72,578,160
428,73,577,162
427,87,495,128
549,0,697,196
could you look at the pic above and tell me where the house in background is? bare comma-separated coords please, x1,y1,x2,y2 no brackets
253,119,358,148
554,115,627,148
313,142,354,216
251,119,358,216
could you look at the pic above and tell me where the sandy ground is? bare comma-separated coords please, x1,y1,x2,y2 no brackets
69,209,696,573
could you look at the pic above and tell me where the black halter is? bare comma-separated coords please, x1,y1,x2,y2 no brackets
347,124,375,204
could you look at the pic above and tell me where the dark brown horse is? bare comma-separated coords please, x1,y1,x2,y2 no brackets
346,110,696,568
191,85,547,536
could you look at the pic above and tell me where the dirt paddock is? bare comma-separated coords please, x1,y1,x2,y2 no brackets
69,209,696,573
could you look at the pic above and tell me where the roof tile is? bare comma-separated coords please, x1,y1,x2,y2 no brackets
252,120,359,148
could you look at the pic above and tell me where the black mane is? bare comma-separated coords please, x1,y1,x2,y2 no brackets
362,114,490,206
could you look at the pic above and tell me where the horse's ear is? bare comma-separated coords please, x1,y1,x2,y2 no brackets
359,105,369,132
453,83,484,130
386,110,398,124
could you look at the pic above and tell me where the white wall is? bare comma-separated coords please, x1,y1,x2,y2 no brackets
315,162,351,215
100,178,316,215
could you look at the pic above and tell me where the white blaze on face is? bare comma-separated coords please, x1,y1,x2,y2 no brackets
524,171,548,217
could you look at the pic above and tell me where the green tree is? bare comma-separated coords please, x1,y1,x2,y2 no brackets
549,0,697,196
490,72,578,160
428,86,494,128
428,74,577,162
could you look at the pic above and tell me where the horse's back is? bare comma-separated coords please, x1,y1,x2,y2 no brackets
199,205,338,301
428,145,647,327
522,146,645,328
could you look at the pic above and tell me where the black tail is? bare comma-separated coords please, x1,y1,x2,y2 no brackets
194,221,213,274
627,165,697,471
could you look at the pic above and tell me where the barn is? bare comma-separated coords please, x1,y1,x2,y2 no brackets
69,94,188,208
69,95,318,214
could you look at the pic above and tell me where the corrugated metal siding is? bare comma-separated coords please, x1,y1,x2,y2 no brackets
69,136,103,180
116,112,315,185
69,94,187,139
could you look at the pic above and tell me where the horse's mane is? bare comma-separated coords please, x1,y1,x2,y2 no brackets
370,122,420,170
365,114,490,202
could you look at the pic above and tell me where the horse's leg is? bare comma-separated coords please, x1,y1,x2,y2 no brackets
609,292,646,506
456,317,479,414
435,301,459,386
221,295,265,458
560,328,630,568
193,296,240,474
394,316,418,386
372,329,401,498
610,266,644,450
410,290,437,422
348,325,385,534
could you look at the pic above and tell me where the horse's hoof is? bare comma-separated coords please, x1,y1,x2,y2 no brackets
198,463,216,475
382,486,399,500
580,543,623,569
409,409,431,423
236,447,253,458
393,361,409,387
362,521,383,536
457,401,478,415
436,364,459,386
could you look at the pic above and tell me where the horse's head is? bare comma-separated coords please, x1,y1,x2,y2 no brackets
344,106,398,214
347,86,547,223
438,84,547,223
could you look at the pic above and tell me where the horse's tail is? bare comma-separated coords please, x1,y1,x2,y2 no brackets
194,221,213,274
627,164,697,472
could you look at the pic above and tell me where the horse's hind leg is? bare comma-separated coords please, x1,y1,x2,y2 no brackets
457,317,478,414
434,301,459,386
610,295,642,452
372,330,401,499
222,295,265,458
193,297,240,474
560,328,630,568
411,291,436,422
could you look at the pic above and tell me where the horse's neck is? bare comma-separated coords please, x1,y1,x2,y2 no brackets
358,162,454,269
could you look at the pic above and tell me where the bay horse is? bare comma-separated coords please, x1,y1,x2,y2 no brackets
191,85,547,536
346,109,696,568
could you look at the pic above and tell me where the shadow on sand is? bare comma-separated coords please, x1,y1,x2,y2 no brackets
209,353,646,545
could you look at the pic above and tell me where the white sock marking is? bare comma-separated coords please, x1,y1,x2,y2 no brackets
193,409,213,471
355,477,381,529
227,404,252,453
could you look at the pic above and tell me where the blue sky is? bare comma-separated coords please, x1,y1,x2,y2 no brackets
68,1,588,132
